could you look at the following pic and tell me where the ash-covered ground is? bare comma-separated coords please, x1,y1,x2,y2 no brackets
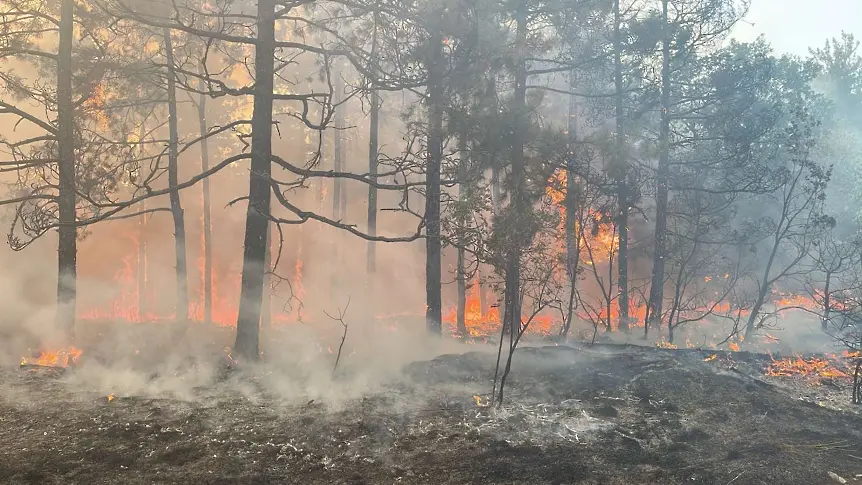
1,324,862,485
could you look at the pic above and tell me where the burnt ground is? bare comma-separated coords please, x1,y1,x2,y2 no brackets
1,342,862,485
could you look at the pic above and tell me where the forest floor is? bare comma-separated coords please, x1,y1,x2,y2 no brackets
1,325,861,484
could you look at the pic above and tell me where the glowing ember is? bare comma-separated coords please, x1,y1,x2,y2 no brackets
21,347,83,368
728,342,740,352
704,354,717,362
656,340,677,349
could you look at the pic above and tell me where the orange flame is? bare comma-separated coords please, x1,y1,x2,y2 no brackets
546,169,619,266
765,354,849,380
772,290,817,310
21,347,83,368
443,278,500,337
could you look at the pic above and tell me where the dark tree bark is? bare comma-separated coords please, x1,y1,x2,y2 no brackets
456,129,469,338
234,0,276,361
491,166,502,212
745,238,779,338
485,80,502,325
562,72,581,339
425,29,444,335
134,124,148,319
164,27,189,328
491,156,503,331
853,357,862,404
137,202,147,317
331,71,345,295
366,13,380,275
613,0,629,333
197,71,213,324
55,0,77,340
332,70,344,220
646,0,671,338
261,221,272,328
502,1,529,339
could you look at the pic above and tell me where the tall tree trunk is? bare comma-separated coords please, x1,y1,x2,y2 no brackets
646,0,671,337
366,13,380,275
425,29,444,335
332,70,344,220
456,130,469,338
55,0,76,340
136,123,148,319
164,27,189,328
331,71,344,295
613,0,630,333
563,71,580,339
492,163,506,335
488,77,502,212
488,79,503,332
137,200,147,318
234,0,275,361
261,221,272,328
491,166,502,212
503,2,528,338
198,69,213,324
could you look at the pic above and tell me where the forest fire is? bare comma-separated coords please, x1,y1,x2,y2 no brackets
578,299,648,331
765,354,852,381
20,347,83,368
442,278,560,338
546,169,620,266
443,279,499,337
78,225,303,327
772,290,818,310
2,0,862,482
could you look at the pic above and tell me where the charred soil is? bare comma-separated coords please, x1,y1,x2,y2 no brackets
1,341,861,484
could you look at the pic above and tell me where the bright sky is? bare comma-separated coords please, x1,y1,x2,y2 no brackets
732,0,862,56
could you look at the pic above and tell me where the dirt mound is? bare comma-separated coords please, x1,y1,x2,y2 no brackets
0,344,860,484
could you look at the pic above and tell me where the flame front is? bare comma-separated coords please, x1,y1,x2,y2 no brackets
766,353,852,380
21,347,83,368
443,277,500,338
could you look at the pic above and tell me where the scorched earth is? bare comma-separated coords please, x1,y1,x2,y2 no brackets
1,333,861,485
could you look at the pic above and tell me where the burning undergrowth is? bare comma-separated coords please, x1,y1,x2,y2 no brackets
765,351,859,382
2,332,862,484
20,346,83,368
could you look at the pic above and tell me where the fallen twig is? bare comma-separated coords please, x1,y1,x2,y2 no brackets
726,471,746,485
613,428,645,448
324,296,351,375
